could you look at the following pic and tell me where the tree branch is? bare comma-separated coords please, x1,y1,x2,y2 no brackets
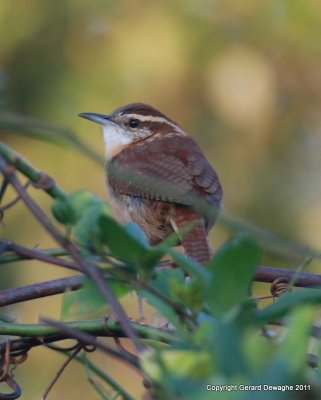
0,317,176,370
0,154,145,353
0,318,177,343
0,240,80,271
1,261,321,309
254,265,321,287
0,275,83,307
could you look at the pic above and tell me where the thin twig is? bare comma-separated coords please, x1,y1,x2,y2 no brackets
0,177,9,203
41,346,82,400
0,246,68,263
113,336,138,367
287,257,313,291
252,294,275,301
0,180,30,212
78,353,135,400
134,275,193,320
0,240,81,271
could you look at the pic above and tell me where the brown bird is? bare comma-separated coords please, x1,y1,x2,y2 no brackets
79,103,223,265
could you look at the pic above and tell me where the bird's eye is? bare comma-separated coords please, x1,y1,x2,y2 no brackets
128,119,140,128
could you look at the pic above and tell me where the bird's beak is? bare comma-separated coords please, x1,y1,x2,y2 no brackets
78,112,112,125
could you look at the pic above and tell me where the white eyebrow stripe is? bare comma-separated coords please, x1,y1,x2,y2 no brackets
125,113,187,135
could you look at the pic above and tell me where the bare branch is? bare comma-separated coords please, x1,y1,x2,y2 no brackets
254,265,321,287
1,258,321,309
0,240,81,271
0,275,83,307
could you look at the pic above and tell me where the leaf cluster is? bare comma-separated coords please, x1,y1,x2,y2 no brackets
51,189,321,400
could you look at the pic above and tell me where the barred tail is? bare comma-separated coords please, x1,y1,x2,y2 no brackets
171,207,212,266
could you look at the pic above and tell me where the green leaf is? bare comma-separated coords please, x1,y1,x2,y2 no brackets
193,320,214,347
245,306,316,399
51,197,77,225
279,305,315,373
144,269,205,326
143,288,181,329
171,277,206,312
141,348,213,382
167,248,211,285
256,288,321,322
51,189,109,229
206,235,260,316
243,328,275,372
124,222,150,248
74,198,110,253
61,276,130,320
68,189,98,220
213,320,249,376
149,268,205,311
141,247,166,271
99,215,149,265
99,216,165,273
150,269,185,299
163,271,206,312
125,223,166,270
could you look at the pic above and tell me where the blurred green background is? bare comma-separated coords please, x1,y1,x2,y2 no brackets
1,0,321,398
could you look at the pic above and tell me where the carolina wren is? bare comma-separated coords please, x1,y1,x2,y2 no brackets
79,103,223,265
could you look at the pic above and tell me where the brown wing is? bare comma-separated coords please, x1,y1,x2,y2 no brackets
108,134,223,215
108,134,223,265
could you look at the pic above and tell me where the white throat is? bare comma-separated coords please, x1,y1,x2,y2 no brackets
102,124,133,160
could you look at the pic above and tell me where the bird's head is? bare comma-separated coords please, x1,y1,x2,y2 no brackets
79,103,185,159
